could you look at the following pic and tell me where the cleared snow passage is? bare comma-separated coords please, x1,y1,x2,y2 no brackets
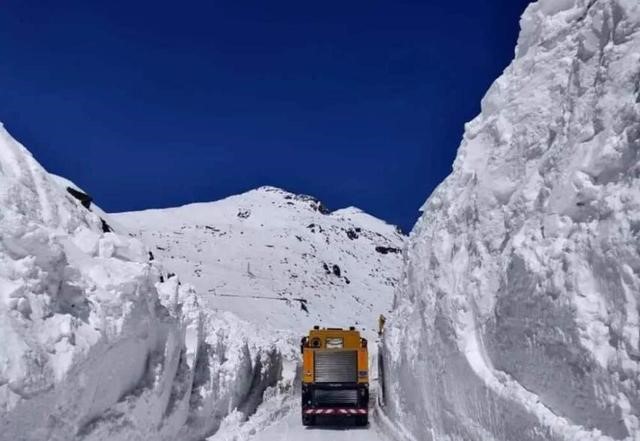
246,381,395,441
249,406,389,441
209,376,397,441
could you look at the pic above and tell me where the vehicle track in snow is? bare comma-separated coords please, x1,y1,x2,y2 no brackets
248,402,390,441
208,372,399,441
247,376,398,441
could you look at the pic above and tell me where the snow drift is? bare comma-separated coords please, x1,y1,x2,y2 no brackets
0,125,287,441
383,1,640,440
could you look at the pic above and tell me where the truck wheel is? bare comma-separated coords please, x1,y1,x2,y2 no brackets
355,415,368,427
302,414,315,426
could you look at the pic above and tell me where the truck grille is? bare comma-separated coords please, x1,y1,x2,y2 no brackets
314,350,357,383
313,389,359,406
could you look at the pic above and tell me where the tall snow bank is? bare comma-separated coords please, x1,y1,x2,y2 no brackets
383,1,640,440
0,125,286,441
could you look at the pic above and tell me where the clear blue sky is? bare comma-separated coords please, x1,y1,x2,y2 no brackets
0,1,532,232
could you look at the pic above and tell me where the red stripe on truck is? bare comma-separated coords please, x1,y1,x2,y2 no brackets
304,408,368,415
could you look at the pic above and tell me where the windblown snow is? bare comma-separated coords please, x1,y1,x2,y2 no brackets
383,1,640,440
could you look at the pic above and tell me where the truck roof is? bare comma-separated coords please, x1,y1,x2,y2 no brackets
304,326,364,350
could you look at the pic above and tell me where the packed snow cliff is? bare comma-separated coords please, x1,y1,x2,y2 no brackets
383,1,640,440
0,126,291,441
0,124,404,441
112,186,404,440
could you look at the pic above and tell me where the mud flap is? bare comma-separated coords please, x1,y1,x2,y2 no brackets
377,340,385,407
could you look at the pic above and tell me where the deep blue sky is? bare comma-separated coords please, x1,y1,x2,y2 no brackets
0,1,532,232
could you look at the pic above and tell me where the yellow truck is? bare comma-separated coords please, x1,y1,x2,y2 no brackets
300,326,369,426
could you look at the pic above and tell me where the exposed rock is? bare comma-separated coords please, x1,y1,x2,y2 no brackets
375,246,401,255
66,186,93,209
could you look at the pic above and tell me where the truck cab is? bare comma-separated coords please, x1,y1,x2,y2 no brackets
300,326,369,426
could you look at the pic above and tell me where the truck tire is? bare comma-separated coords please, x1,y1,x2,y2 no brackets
355,415,368,427
302,414,315,426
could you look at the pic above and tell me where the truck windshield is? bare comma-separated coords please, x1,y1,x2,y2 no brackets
325,337,343,349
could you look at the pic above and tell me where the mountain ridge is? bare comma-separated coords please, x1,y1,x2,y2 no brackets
113,182,406,340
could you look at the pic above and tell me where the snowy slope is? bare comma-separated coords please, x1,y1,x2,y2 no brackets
0,125,289,441
383,1,640,440
113,186,405,440
113,187,405,340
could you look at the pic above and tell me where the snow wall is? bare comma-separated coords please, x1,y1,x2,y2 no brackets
0,126,290,441
383,1,640,440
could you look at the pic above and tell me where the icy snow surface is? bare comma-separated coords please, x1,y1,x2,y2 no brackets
383,1,640,440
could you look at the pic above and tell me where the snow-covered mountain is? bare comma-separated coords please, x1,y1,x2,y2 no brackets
383,1,640,440
113,187,405,340
0,126,291,441
109,184,405,440
0,121,404,441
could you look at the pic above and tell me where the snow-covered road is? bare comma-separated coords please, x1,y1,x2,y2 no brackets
208,375,397,441
249,406,390,441
246,378,394,441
